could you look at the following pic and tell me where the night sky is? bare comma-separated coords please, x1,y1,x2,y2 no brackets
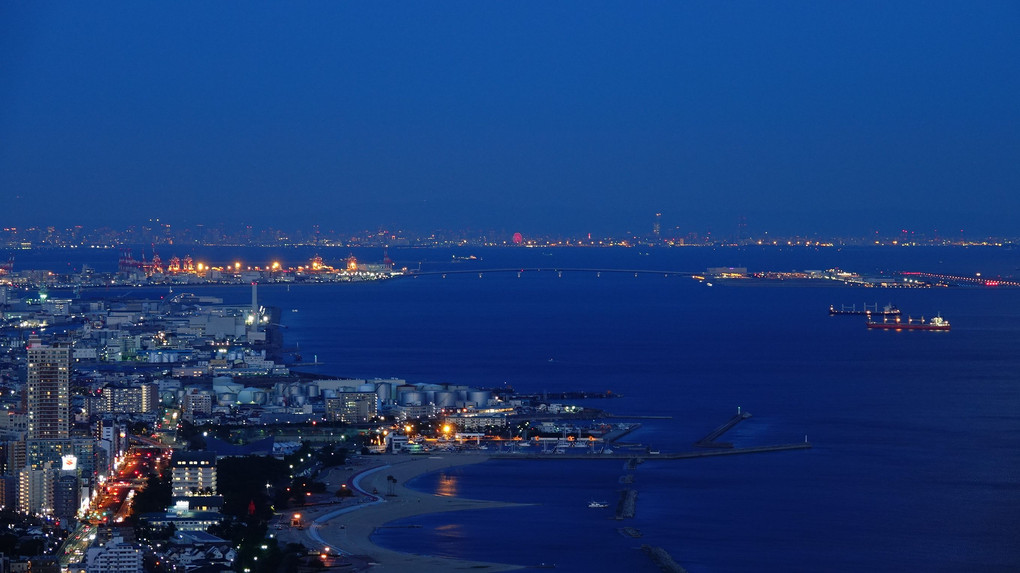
2,2,1018,236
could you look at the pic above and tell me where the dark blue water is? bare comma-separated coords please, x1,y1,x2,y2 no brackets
360,267,1020,573
17,246,1020,571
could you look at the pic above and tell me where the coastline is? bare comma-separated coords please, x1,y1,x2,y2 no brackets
276,453,529,573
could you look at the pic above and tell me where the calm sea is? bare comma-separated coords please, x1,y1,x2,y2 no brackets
11,246,1020,572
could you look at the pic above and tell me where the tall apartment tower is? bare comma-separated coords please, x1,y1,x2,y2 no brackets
26,337,71,440
170,451,217,497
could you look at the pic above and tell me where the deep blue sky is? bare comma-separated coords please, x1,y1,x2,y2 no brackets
2,2,1018,236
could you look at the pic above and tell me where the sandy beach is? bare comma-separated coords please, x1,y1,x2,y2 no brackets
273,452,529,572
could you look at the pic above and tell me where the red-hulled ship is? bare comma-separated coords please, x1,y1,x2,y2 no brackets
866,315,950,331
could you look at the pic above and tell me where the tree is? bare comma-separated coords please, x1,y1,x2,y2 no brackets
216,456,290,519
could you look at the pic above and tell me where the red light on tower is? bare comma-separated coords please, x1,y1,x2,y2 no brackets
512,232,523,245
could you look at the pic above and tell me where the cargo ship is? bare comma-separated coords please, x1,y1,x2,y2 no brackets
830,303,900,316
866,314,950,331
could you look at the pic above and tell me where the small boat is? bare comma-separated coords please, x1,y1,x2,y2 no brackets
588,501,609,508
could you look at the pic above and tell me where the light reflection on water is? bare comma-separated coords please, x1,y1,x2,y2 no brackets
436,471,458,497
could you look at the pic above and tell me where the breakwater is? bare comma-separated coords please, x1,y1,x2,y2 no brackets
489,442,811,460
642,545,688,573
695,410,752,448
615,489,637,520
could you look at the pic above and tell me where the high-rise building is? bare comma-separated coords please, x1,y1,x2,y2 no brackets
325,393,378,423
100,383,159,414
26,337,70,440
17,464,56,515
52,473,79,518
170,451,217,497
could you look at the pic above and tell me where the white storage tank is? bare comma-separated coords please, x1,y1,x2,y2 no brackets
467,390,491,406
399,391,425,406
375,382,392,404
435,391,457,408
306,384,320,398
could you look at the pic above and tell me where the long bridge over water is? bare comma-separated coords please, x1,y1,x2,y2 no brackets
406,267,702,279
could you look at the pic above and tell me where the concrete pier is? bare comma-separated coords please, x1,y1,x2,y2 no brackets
695,411,752,448
602,423,642,442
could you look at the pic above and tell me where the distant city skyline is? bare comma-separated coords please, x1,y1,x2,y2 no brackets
0,219,1012,251
3,3,1018,235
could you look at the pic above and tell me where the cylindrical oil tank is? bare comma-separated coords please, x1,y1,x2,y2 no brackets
322,389,337,399
467,390,491,406
287,384,303,397
357,383,376,393
456,390,468,401
217,393,237,406
375,383,392,404
435,391,456,408
306,384,320,398
214,381,243,394
400,391,425,406
252,390,267,405
292,395,307,407
424,391,436,404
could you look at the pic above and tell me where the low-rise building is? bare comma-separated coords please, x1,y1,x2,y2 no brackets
84,536,143,573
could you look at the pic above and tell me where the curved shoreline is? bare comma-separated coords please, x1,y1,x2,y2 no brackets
281,453,528,572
